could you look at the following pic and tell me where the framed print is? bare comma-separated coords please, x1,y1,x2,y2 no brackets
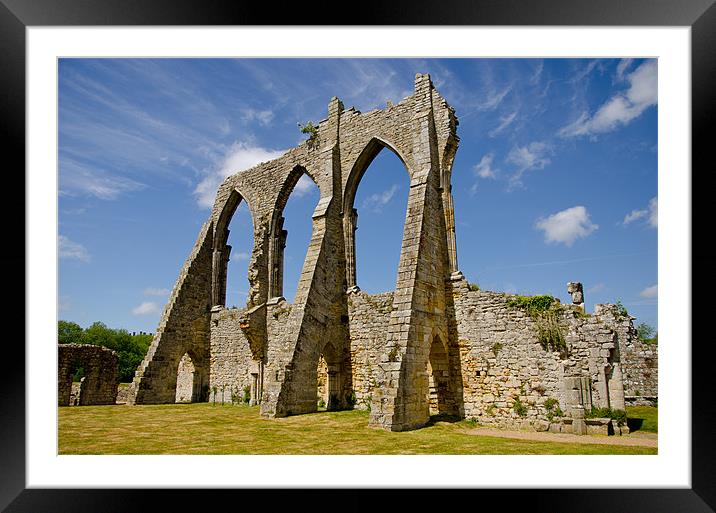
5,0,715,511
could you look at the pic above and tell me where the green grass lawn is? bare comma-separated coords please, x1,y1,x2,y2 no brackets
58,403,656,455
626,405,658,433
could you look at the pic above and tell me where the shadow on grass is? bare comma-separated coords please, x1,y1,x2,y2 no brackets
425,414,463,426
627,417,644,432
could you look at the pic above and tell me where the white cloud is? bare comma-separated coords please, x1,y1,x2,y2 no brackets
587,282,606,295
59,158,145,200
506,141,552,187
132,301,160,315
234,251,250,261
535,206,599,246
241,108,274,127
640,284,658,298
194,141,285,208
477,85,512,111
473,154,498,179
143,287,170,296
59,235,90,262
489,111,518,138
559,60,657,138
648,197,658,228
623,196,657,228
292,174,318,198
615,58,634,82
362,184,399,212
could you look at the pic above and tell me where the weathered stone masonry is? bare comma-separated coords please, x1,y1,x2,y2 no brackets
58,344,119,406
127,73,653,432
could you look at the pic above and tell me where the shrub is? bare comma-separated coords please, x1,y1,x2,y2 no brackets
242,385,251,404
318,398,326,409
615,300,629,318
468,282,480,291
585,406,627,426
491,342,503,357
513,397,528,417
507,295,567,355
388,343,400,362
543,398,563,421
347,391,357,408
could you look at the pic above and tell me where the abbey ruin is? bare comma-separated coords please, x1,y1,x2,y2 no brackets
126,74,656,433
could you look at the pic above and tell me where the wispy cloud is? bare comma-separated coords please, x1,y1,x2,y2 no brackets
639,284,658,298
489,111,518,138
506,141,552,188
623,197,657,228
477,85,512,111
535,206,598,246
587,282,606,295
143,287,169,296
194,141,285,208
474,154,498,179
241,108,274,126
132,301,160,315
559,60,657,138
615,58,634,83
59,235,91,262
59,158,145,200
362,184,399,213
233,251,250,261
292,174,318,198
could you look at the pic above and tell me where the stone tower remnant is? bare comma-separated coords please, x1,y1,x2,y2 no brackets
127,74,645,433
567,281,585,312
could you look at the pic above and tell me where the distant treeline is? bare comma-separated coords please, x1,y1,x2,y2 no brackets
58,320,152,383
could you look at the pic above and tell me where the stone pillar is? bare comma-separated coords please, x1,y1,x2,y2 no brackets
327,365,340,410
211,249,223,306
608,363,626,411
442,182,461,279
211,244,231,307
345,208,360,292
567,281,585,312
270,217,286,299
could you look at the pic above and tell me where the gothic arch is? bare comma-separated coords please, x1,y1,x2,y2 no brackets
341,137,411,291
211,187,256,308
267,165,319,299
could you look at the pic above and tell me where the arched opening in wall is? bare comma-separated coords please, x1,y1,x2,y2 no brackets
272,169,320,303
427,335,452,418
175,352,204,403
222,199,255,309
316,341,343,411
69,359,85,406
347,142,410,294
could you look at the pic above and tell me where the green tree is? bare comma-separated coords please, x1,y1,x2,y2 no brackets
636,323,655,341
58,320,84,345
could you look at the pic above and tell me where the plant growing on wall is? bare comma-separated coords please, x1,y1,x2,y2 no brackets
243,385,251,404
507,295,568,355
298,121,319,149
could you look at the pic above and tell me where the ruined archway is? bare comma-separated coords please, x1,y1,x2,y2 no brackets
131,74,463,431
268,166,320,302
343,137,411,294
58,344,119,406
212,188,257,309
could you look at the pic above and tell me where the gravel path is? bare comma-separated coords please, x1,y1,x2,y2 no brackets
463,426,658,447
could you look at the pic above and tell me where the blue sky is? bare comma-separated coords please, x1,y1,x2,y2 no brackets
58,58,657,333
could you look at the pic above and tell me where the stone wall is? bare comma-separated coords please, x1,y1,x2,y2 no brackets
621,338,658,404
128,73,655,432
208,307,256,403
58,344,119,406
322,280,638,432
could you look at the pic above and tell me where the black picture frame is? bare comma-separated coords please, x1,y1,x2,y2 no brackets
3,0,714,511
